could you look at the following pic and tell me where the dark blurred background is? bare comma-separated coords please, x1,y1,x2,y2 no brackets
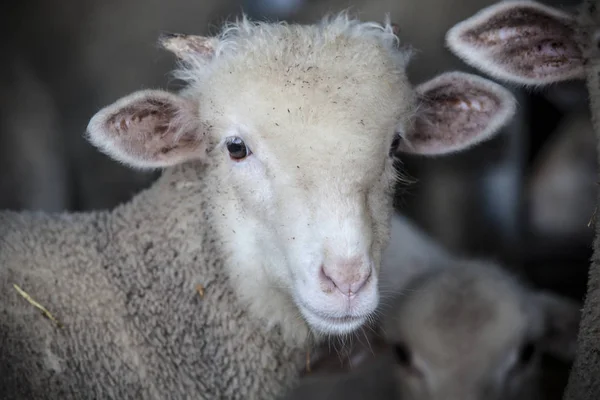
0,0,593,396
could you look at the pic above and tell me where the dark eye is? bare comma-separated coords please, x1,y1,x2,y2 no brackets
517,342,537,365
226,137,251,161
393,342,412,367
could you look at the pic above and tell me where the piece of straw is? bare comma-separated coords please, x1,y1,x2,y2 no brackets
13,284,63,328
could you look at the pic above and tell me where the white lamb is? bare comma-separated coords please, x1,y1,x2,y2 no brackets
0,14,516,399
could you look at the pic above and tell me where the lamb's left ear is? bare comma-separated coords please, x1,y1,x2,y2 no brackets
532,291,581,362
86,90,206,169
395,71,517,156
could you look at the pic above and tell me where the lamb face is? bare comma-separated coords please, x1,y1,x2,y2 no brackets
186,21,413,336
86,14,517,338
383,262,580,400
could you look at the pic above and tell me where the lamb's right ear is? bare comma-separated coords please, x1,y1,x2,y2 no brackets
395,72,516,156
158,33,217,62
445,1,585,86
86,90,206,169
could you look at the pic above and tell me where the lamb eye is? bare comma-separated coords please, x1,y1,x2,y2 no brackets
226,137,251,160
393,342,412,367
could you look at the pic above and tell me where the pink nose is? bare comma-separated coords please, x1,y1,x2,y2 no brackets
319,258,372,296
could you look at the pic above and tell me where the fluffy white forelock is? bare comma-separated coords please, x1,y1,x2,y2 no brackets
173,11,412,87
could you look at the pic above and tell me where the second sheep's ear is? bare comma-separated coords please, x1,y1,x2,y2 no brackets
86,90,207,169
445,1,585,86
394,71,517,156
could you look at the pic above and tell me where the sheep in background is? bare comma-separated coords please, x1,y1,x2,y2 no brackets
0,14,517,399
288,215,580,400
444,2,600,397
382,260,579,400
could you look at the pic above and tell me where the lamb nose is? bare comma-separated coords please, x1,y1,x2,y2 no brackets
320,260,372,296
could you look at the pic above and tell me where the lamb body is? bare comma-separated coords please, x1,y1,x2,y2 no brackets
0,170,307,399
0,14,516,399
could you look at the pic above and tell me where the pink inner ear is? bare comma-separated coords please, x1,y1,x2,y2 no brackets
104,95,203,164
406,85,501,153
500,37,584,78
463,8,576,45
447,3,584,84
532,39,579,59
107,98,176,136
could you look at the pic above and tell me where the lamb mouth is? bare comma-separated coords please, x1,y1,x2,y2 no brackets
318,314,362,323
310,311,367,334
298,303,368,334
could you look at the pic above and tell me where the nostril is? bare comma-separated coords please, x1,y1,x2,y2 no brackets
351,268,372,295
319,265,337,293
